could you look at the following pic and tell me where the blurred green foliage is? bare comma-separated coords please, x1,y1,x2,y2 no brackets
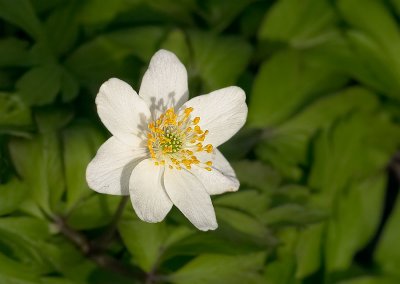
0,0,400,283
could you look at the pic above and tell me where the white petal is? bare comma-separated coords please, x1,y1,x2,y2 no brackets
86,137,147,195
139,50,188,116
164,168,217,231
191,149,239,195
96,78,151,147
129,159,173,222
211,149,237,177
181,86,247,147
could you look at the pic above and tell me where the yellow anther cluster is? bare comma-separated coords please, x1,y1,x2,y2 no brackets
147,107,214,171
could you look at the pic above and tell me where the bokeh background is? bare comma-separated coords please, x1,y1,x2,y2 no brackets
1,0,400,283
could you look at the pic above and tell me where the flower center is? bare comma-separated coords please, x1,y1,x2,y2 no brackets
147,107,213,171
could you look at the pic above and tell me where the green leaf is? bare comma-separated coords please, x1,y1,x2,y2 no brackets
0,0,43,39
9,133,65,214
60,68,79,103
118,217,167,272
254,87,378,179
62,124,104,211
170,252,265,284
295,224,324,279
0,178,27,216
38,240,94,283
261,204,326,227
190,31,252,91
162,230,258,259
231,160,281,191
337,0,400,99
65,27,165,90
40,277,76,284
0,217,52,275
214,190,269,217
375,194,400,277
0,251,41,284
44,2,79,56
263,257,297,284
259,0,336,47
0,93,32,127
216,207,271,240
161,29,190,66
249,49,348,127
338,0,400,58
309,113,399,196
0,38,30,67
35,108,74,133
0,216,50,240
325,175,386,272
337,276,400,284
103,27,167,62
16,64,62,106
67,194,119,230
199,0,254,32
77,0,139,26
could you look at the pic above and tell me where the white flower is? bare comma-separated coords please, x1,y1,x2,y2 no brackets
86,49,247,231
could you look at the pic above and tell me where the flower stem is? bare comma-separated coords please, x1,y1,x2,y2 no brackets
92,196,130,250
54,196,145,280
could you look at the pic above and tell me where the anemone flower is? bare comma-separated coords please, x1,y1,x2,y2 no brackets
86,50,247,231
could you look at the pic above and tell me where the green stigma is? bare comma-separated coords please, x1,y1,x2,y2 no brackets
161,128,182,153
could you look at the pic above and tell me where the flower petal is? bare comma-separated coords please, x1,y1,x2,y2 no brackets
211,149,237,177
164,168,218,231
191,149,239,195
129,159,173,223
139,50,188,116
181,86,247,147
86,137,147,195
96,78,151,147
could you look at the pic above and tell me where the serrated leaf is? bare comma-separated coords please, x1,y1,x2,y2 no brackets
375,194,400,277
199,0,254,32
67,194,119,230
9,133,64,214
62,124,104,210
337,276,400,284
255,87,379,179
44,2,79,56
170,252,265,284
264,257,296,284
0,0,43,39
214,190,269,217
17,64,62,106
295,223,324,279
0,179,28,215
0,251,41,284
216,207,270,240
0,38,30,67
259,0,336,47
77,0,139,26
325,175,386,272
60,68,79,102
0,93,32,127
337,0,400,99
190,31,252,91
118,218,167,272
249,49,348,127
231,160,281,191
262,204,326,227
309,113,399,195
0,217,52,276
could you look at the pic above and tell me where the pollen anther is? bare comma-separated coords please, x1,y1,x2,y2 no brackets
146,107,214,171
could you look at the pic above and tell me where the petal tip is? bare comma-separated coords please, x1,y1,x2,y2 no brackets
198,222,218,231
